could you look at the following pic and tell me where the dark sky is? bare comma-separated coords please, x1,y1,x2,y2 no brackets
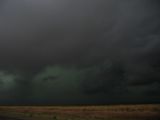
0,0,160,105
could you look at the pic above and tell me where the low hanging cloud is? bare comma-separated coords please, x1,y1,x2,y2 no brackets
0,0,160,104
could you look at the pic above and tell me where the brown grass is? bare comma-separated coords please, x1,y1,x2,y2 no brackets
0,104,159,120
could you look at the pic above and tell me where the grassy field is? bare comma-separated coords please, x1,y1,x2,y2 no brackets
0,104,160,120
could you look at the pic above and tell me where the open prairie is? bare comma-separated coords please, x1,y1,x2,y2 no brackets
0,104,160,120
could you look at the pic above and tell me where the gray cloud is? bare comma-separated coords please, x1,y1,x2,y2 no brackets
0,0,160,104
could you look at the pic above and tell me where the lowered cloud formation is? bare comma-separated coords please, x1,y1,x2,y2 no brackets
0,0,160,105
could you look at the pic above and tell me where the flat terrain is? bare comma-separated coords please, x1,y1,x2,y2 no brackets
0,104,160,120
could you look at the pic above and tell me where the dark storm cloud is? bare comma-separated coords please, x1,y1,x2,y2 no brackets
0,0,160,104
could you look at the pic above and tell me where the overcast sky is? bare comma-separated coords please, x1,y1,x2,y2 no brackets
0,0,160,105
